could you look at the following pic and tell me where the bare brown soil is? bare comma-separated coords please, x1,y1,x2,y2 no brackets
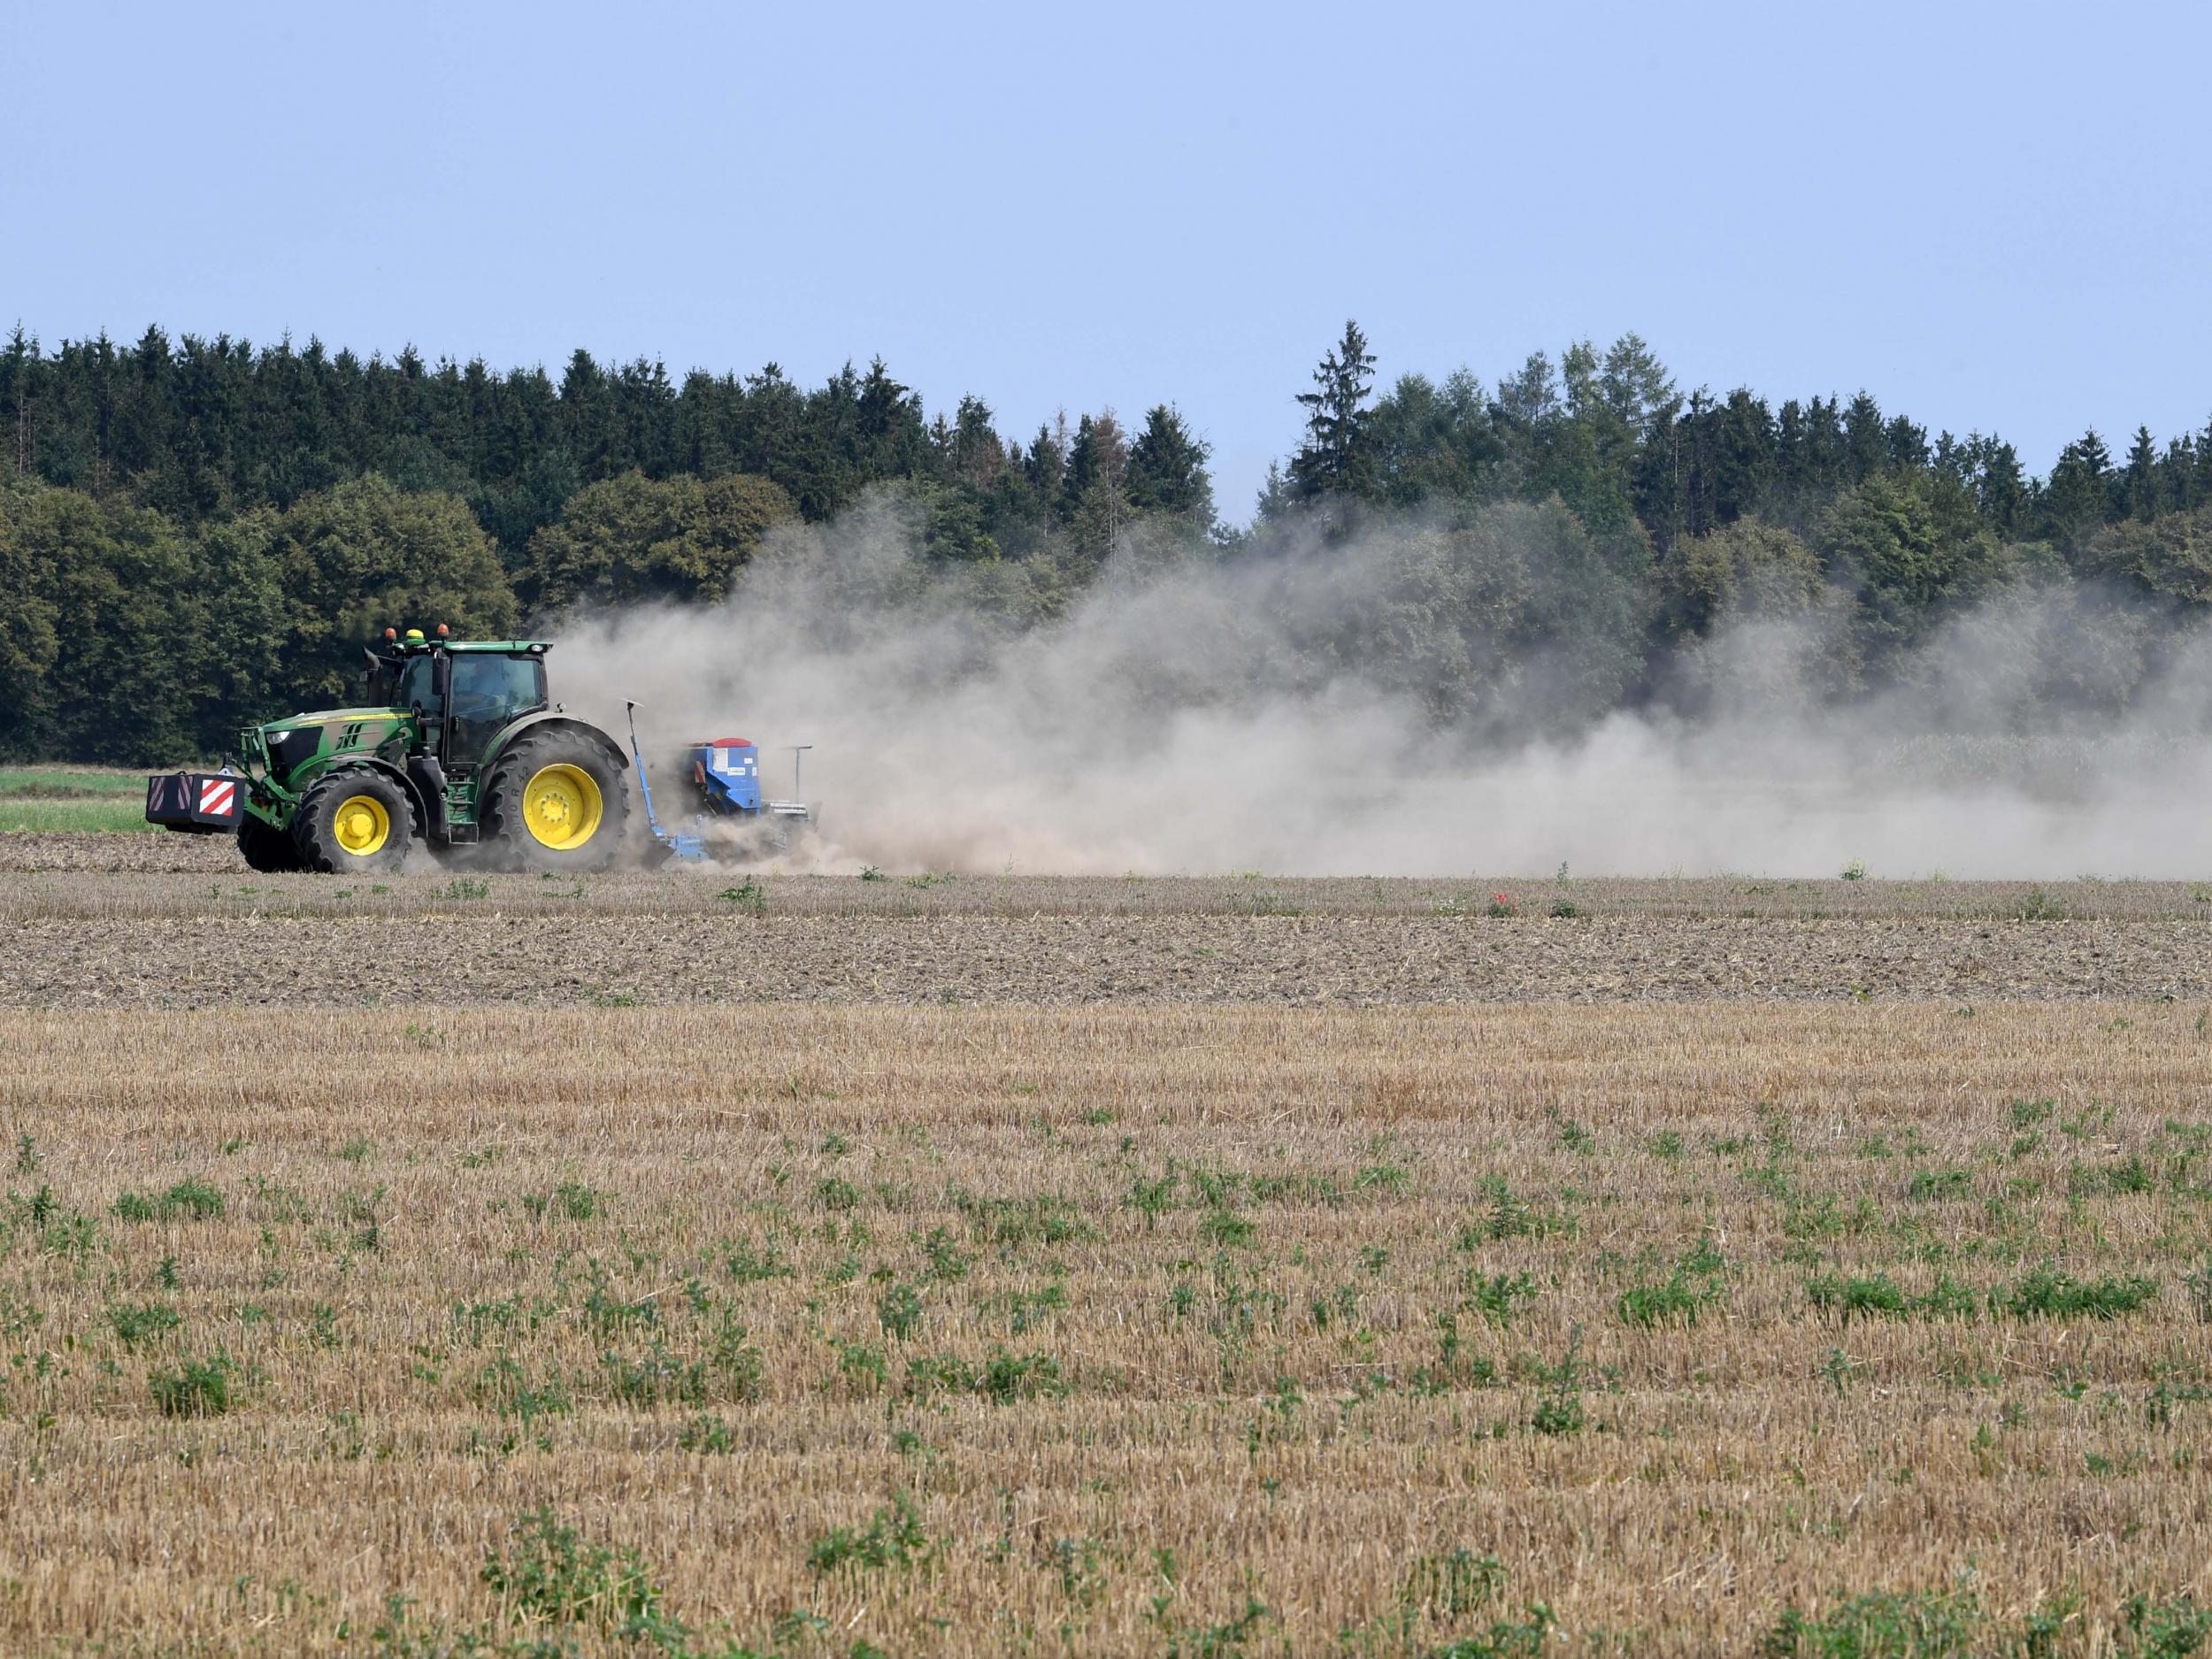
4,837,2210,1010
9,832,2212,922
0,830,229,872
5,907,2208,1010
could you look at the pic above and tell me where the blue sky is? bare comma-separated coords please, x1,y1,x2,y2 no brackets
4,0,2208,520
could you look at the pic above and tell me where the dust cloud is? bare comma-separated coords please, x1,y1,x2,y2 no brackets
553,491,2212,879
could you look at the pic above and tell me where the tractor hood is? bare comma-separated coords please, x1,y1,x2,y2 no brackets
249,709,413,784
262,708,400,731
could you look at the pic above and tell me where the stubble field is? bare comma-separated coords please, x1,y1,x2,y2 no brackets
4,833,2211,1656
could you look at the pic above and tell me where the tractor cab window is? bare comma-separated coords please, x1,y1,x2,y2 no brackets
445,653,548,764
396,656,441,717
365,651,399,705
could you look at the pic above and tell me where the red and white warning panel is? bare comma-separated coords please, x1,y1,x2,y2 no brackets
146,772,247,833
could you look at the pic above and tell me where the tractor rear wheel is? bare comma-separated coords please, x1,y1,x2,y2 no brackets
481,730,629,872
238,812,303,873
291,769,414,874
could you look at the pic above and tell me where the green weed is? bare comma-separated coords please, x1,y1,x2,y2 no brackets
1529,1340,1587,1438
108,1302,182,1349
716,879,767,913
726,1235,795,1283
1165,1597,1270,1659
113,1177,225,1223
1201,1209,1256,1247
952,1190,1094,1247
1401,1548,1507,1622
2118,1594,2212,1657
480,1508,668,1640
1617,1277,1705,1329
901,1347,1068,1404
1759,1586,1983,1657
677,1416,738,1454
1806,1274,1909,1322
1464,1271,1536,1325
1906,1168,1972,1201
807,1493,931,1574
526,1181,603,1222
474,1356,572,1426
150,1351,236,1417
876,1281,923,1340
602,1342,708,1408
1993,1267,2158,1321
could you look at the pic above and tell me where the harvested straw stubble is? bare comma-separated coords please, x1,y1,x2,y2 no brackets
2,1002,2209,1654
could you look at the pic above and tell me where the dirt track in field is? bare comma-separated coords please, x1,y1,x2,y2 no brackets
11,833,2212,920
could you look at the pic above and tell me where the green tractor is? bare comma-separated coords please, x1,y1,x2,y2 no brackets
147,627,631,873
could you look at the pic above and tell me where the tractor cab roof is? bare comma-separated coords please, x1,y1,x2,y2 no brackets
378,633,553,657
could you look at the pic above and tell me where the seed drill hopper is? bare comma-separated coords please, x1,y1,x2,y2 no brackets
626,703,814,863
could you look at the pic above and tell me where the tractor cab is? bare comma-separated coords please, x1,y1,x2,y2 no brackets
366,629,552,772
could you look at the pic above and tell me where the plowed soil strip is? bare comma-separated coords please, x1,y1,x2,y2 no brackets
2,910,2202,1007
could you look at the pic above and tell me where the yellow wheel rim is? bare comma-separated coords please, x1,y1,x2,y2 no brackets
333,793,390,856
521,764,603,851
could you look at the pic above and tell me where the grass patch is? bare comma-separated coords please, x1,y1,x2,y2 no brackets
0,766,147,799
0,797,157,833
0,765,159,830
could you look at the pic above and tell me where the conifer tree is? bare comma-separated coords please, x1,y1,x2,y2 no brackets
1125,404,1214,527
1287,320,1377,501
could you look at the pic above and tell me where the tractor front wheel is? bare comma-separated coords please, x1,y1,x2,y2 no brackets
291,770,414,874
481,731,630,872
238,811,303,873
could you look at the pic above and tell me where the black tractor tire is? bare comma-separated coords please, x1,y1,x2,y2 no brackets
291,769,415,875
237,812,304,873
480,729,630,872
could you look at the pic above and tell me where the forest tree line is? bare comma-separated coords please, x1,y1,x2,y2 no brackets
2,320,2209,764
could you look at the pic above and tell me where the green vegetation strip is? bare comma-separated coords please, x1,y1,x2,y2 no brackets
0,766,158,832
